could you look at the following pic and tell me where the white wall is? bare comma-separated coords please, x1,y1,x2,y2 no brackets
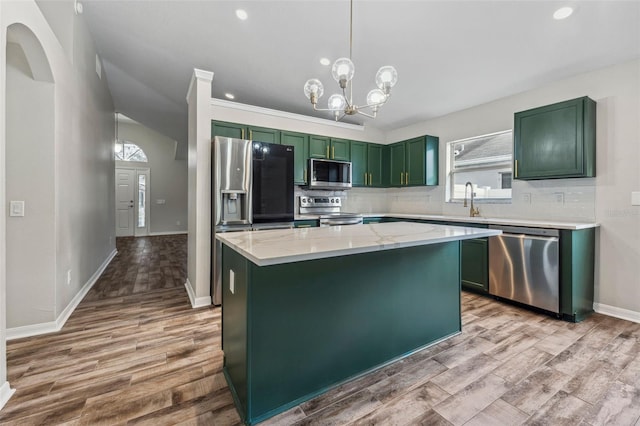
5,41,56,328
385,59,640,318
1,0,115,362
116,119,188,235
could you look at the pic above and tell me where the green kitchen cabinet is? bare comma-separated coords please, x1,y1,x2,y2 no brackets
212,121,246,139
247,126,280,144
211,121,280,144
309,136,350,160
350,141,368,186
514,96,596,180
461,238,489,293
281,131,309,185
389,135,439,187
350,141,385,187
560,228,596,322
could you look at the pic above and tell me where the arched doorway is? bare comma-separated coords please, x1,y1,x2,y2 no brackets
5,24,56,331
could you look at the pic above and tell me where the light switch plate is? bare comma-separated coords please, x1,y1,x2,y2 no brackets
632,192,640,206
10,201,25,217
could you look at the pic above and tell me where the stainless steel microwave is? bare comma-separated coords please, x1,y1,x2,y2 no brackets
307,158,352,190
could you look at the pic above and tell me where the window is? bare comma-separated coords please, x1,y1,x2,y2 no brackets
448,130,512,202
115,141,148,162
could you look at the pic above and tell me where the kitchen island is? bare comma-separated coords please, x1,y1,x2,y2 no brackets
217,222,501,425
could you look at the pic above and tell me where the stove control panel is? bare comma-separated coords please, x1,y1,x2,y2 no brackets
300,197,342,208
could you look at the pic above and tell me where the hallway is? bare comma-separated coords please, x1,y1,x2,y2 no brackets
0,235,238,424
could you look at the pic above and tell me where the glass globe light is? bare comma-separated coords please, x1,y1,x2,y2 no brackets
303,79,324,103
327,94,346,111
366,89,386,107
375,66,398,94
331,58,355,88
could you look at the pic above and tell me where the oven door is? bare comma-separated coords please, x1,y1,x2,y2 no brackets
252,142,294,224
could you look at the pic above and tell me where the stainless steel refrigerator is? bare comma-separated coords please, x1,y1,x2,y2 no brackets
212,137,252,306
211,136,294,305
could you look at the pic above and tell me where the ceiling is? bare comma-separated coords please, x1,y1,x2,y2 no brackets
82,1,640,144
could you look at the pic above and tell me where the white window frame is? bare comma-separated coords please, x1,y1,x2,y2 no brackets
446,130,513,203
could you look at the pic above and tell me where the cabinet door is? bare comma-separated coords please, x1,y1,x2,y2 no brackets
461,238,488,293
425,135,439,186
309,135,330,159
330,138,350,161
367,144,383,187
350,141,368,186
514,97,595,179
248,126,280,144
389,143,406,186
406,137,426,186
281,131,309,185
212,121,245,139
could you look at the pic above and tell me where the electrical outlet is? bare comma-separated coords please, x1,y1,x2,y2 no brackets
176,220,181,226
67,270,72,286
522,193,531,204
230,270,235,294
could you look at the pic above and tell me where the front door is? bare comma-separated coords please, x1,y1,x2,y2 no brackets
115,168,135,236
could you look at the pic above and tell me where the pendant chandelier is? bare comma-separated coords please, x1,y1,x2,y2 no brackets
303,0,398,122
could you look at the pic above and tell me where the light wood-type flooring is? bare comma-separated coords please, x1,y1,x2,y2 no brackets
1,234,640,425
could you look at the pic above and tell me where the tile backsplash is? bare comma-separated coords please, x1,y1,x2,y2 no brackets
300,178,596,223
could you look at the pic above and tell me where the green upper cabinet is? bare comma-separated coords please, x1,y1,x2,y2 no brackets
350,141,368,186
211,121,280,145
367,144,385,187
248,126,280,144
389,135,439,187
309,135,330,159
309,136,350,160
212,121,245,139
330,138,350,161
514,96,596,180
351,141,387,187
281,131,309,185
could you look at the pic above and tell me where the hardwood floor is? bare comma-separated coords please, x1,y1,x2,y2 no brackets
2,234,640,425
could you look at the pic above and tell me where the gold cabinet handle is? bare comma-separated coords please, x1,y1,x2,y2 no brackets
369,173,372,186
515,159,518,178
400,172,404,185
241,129,245,139
326,146,330,158
304,168,307,184
405,172,409,185
364,172,368,185
332,146,335,159
249,130,253,140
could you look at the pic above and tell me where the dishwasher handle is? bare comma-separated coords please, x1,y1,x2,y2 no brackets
499,233,559,242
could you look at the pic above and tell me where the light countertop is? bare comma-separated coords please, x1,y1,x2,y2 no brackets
295,213,598,230
217,222,501,266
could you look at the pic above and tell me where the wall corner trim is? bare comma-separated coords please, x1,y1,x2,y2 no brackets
5,249,118,340
0,382,16,411
184,278,211,308
594,302,640,324
186,68,214,102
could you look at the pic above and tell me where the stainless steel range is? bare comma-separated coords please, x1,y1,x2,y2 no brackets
299,196,363,226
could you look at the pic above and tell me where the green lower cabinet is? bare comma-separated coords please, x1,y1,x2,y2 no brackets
560,228,596,322
222,242,462,424
281,131,309,185
461,238,489,293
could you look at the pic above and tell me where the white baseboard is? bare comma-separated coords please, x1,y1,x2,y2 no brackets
184,278,211,308
594,302,640,324
148,231,188,236
0,381,15,410
6,249,118,340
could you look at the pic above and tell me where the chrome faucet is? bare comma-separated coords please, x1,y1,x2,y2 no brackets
464,182,480,217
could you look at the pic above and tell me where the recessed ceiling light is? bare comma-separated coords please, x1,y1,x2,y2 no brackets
225,93,235,100
320,58,331,66
236,9,248,20
553,6,574,20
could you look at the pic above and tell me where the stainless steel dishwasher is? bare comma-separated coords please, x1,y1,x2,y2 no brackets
488,225,560,313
